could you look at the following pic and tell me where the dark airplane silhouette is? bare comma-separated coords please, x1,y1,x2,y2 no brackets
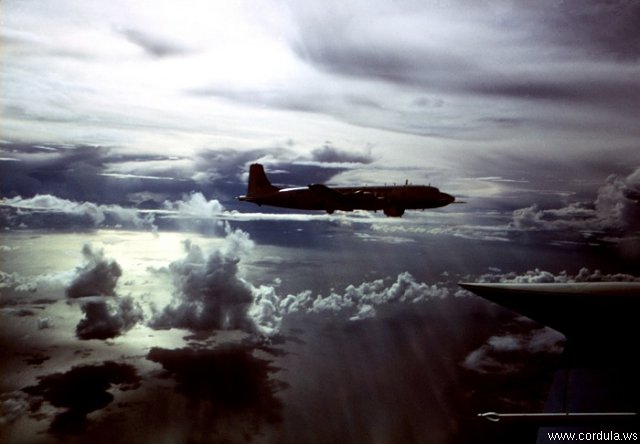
237,163,456,217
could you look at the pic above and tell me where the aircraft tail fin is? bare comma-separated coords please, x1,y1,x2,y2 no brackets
246,163,280,197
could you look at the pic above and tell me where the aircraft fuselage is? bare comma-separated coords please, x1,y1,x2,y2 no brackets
237,164,456,217
244,185,452,212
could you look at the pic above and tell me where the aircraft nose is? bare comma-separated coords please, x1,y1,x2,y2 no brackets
442,193,455,204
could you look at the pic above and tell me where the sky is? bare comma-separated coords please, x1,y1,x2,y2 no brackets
1,0,640,443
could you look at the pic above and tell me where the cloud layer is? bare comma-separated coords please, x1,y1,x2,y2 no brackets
1,194,156,229
511,167,640,238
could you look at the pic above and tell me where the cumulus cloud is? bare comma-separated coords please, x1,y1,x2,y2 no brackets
147,223,640,337
0,267,78,299
0,270,38,293
510,167,640,238
76,296,144,340
150,226,257,333
251,271,450,332
463,326,565,374
0,194,156,229
162,192,225,218
66,244,122,298
471,267,640,285
147,225,452,335
66,244,143,339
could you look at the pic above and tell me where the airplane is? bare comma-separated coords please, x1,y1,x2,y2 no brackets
237,163,456,217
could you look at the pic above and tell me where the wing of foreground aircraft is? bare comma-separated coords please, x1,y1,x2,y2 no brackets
459,282,640,443
237,163,456,217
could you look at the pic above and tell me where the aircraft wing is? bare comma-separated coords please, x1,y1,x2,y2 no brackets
459,282,640,442
307,184,380,210
307,184,348,200
458,282,640,340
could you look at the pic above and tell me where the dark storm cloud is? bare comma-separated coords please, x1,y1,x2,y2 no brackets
285,0,640,114
66,244,122,298
22,361,140,435
470,70,640,111
192,147,281,200
65,244,143,339
0,139,374,221
75,296,144,340
0,141,197,204
0,143,109,200
523,0,640,60
146,344,285,435
0,142,276,228
150,229,258,333
186,146,355,193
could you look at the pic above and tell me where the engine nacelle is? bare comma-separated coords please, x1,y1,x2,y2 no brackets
383,206,405,217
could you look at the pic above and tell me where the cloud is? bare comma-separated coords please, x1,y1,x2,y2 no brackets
150,226,258,333
460,267,602,376
380,221,512,243
463,326,565,375
66,244,122,298
310,143,374,164
147,225,452,335
0,142,204,208
471,267,640,285
522,0,640,61
510,167,640,239
66,244,143,339
0,265,79,299
119,28,191,58
289,5,475,91
161,192,225,218
252,271,450,332
0,391,33,426
0,270,38,293
75,296,144,340
1,194,156,229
